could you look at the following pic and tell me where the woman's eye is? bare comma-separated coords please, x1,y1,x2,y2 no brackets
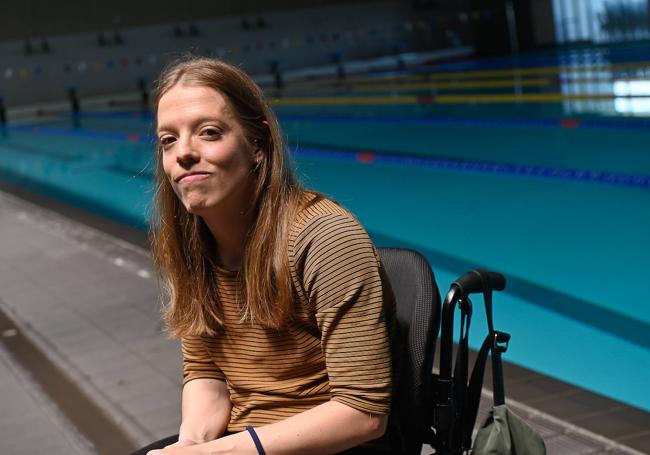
202,128,221,138
160,136,176,146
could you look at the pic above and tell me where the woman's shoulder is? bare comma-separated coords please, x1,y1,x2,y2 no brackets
289,190,372,254
292,190,360,233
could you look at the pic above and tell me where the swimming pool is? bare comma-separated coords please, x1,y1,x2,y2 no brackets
1,43,649,412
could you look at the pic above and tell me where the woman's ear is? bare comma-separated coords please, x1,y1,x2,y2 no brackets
251,148,263,172
253,147,263,163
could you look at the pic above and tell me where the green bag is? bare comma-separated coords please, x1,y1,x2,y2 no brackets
463,271,546,454
472,404,546,455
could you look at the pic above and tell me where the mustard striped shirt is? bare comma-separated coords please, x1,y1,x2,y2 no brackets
181,195,396,432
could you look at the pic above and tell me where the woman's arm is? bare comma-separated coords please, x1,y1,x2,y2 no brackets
151,399,387,454
175,335,231,446
221,399,387,454
175,378,232,445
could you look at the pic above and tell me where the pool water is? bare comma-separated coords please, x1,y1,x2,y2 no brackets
1,43,649,411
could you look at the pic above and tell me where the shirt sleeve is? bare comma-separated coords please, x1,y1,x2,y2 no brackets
181,336,226,386
296,212,393,415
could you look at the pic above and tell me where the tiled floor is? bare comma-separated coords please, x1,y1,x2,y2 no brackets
0,339,92,454
0,190,180,452
499,359,650,453
0,188,647,455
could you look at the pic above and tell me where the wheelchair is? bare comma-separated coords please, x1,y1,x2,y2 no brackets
133,248,512,455
379,248,509,454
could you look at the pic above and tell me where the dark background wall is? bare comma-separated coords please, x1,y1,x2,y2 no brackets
1,1,439,106
530,0,556,47
1,0,373,42
466,0,555,55
468,0,511,55
0,0,563,107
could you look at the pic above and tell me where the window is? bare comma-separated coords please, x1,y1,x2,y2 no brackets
553,0,650,44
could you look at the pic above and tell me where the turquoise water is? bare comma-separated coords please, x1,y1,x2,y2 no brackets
1,44,649,411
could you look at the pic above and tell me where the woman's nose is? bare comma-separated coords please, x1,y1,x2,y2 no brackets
176,137,200,163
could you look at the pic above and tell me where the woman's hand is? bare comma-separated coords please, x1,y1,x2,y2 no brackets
147,441,201,455
146,438,199,454
172,439,199,447
147,431,256,455
147,446,201,455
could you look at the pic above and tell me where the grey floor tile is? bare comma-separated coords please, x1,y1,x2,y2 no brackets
73,346,142,376
54,329,116,356
572,406,650,440
525,415,564,439
134,401,182,437
143,350,183,381
617,430,650,454
28,308,90,337
89,358,156,389
104,372,177,404
0,344,91,454
123,384,182,417
543,433,602,454
505,374,578,404
531,390,624,421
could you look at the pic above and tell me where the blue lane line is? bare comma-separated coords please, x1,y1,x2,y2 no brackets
277,114,650,131
295,147,650,190
7,124,156,143
77,110,153,119
6,122,650,189
28,111,650,131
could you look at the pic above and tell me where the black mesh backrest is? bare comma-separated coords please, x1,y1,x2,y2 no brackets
378,248,441,454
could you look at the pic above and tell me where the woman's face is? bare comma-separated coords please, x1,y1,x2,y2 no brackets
157,84,261,217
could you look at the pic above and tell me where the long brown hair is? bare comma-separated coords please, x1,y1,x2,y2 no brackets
151,57,305,336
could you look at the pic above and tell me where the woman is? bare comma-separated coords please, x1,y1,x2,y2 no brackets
142,57,398,455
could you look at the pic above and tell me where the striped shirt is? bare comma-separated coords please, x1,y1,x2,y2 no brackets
181,194,396,432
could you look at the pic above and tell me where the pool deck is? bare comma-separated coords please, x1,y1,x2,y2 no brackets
0,188,648,455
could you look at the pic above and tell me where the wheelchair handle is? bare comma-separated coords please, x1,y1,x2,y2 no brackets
452,270,505,295
439,270,506,380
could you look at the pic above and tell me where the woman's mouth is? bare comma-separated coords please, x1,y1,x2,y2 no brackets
177,172,211,183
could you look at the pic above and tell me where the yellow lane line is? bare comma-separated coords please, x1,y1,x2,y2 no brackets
274,96,420,106
287,78,553,94
555,76,650,84
272,92,650,106
340,76,646,92
428,61,650,78
297,74,649,91
434,93,627,103
283,76,650,97
333,60,650,83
